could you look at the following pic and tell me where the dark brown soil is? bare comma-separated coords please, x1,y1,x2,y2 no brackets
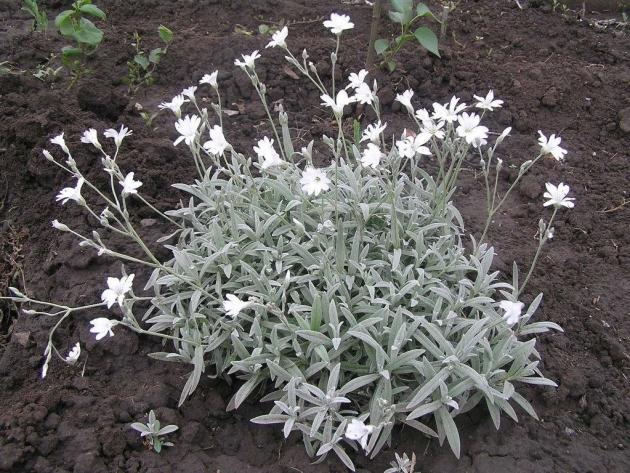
1,1,629,472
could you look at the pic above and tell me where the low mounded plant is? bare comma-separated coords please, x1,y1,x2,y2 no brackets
7,13,573,471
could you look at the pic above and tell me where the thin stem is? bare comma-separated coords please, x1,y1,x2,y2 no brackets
519,208,558,295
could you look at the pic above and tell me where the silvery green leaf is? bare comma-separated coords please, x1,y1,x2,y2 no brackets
436,406,460,458
407,368,450,409
227,373,264,411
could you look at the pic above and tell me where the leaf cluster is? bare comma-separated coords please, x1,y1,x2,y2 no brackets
125,25,174,94
374,0,440,72
22,0,48,33
54,0,106,85
130,410,178,453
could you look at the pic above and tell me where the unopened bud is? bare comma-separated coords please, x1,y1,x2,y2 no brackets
51,219,69,232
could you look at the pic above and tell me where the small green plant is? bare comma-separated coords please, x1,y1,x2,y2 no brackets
385,452,417,473
54,0,106,87
374,0,440,72
22,0,48,33
130,410,178,453
125,25,173,94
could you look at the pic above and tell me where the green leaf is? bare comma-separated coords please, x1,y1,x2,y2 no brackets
258,24,270,35
61,46,82,58
437,407,461,458
386,60,396,72
79,4,106,20
416,3,431,17
148,48,163,64
391,0,413,14
414,26,440,57
158,25,173,44
55,12,75,37
73,18,103,46
134,53,150,69
388,10,405,24
374,38,389,56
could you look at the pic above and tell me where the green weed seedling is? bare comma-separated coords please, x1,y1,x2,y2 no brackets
54,0,106,87
374,0,440,72
22,0,48,33
126,25,173,94
130,410,178,453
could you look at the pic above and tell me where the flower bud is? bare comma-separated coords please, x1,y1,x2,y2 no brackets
330,51,337,64
496,158,503,171
302,49,309,61
519,159,533,175
308,61,317,74
496,127,512,145
42,149,54,161
52,219,69,232
538,218,546,235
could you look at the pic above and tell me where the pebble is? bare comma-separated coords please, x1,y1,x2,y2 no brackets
618,107,630,133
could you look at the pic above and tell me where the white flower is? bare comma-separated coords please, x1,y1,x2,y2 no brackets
474,90,503,111
538,131,567,161
203,125,229,156
323,13,354,35
223,294,250,318
182,86,197,100
51,219,69,231
354,82,374,105
419,119,445,141
415,108,431,122
80,128,102,150
543,182,575,209
395,89,414,115
173,115,201,147
101,274,134,309
89,318,117,341
499,300,525,326
300,167,331,196
360,121,387,143
65,342,81,365
50,132,70,155
119,172,142,195
546,227,555,239
254,137,284,169
56,178,85,205
234,50,261,69
159,94,189,118
199,70,218,88
396,133,431,159
360,143,384,169
345,419,374,452
266,26,288,49
456,112,489,147
432,96,466,123
346,69,368,90
104,125,133,148
321,90,355,117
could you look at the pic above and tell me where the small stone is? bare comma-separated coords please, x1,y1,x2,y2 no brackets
541,87,559,107
140,218,157,227
618,107,630,133
13,331,30,347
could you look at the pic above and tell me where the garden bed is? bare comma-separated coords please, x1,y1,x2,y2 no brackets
0,0,629,472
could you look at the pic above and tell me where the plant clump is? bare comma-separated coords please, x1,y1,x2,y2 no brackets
6,13,572,471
